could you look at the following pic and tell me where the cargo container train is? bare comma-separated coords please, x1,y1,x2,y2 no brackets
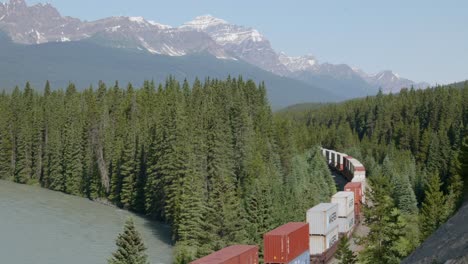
190,148,366,264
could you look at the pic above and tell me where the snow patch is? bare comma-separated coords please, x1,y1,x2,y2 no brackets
148,20,172,29
106,25,121,32
34,30,46,44
279,53,317,72
250,30,263,42
60,36,70,42
161,43,185,56
181,15,227,30
137,36,160,54
129,16,146,24
216,55,237,60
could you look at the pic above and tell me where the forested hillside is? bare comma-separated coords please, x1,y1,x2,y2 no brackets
0,77,336,262
278,82,468,262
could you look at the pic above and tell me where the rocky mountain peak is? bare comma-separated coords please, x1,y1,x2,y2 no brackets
181,15,227,30
7,0,27,8
279,53,318,72
0,0,429,93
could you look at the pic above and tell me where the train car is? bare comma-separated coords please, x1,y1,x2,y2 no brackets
190,245,258,264
330,151,336,168
335,152,347,172
325,150,331,165
263,222,309,264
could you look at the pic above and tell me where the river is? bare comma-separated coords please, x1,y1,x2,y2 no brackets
0,180,173,264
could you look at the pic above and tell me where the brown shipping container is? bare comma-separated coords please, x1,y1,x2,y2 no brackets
190,245,258,264
344,182,362,204
264,222,309,263
354,202,361,218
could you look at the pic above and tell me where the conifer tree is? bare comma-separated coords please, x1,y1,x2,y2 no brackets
459,136,468,195
335,236,357,264
108,218,149,264
420,173,448,241
360,176,406,264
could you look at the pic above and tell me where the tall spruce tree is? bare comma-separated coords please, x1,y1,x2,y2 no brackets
359,176,406,264
335,236,357,264
108,218,148,264
420,173,448,241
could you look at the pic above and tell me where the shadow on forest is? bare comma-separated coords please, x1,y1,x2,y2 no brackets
141,215,174,247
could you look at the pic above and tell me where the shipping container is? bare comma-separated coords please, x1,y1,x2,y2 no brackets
337,211,355,234
264,222,309,264
325,150,331,164
331,151,336,167
309,226,339,255
354,201,361,218
287,250,309,264
344,182,362,204
336,152,346,171
190,245,258,264
310,235,340,264
306,203,338,235
331,191,355,217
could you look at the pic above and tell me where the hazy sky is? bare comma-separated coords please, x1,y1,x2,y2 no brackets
25,0,468,84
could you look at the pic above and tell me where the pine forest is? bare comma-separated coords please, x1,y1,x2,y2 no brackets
0,77,467,263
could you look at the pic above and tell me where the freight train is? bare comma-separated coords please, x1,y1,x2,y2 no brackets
190,147,366,264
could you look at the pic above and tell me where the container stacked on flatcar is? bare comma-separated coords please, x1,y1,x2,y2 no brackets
331,192,355,236
335,152,346,171
193,148,366,264
306,203,339,263
344,182,363,222
190,245,258,264
263,222,310,264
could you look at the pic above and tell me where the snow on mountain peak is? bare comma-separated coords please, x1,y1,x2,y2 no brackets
279,53,318,72
181,15,227,30
128,16,146,24
148,20,172,29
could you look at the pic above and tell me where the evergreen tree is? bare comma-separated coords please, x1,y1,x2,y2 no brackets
108,218,149,264
459,136,468,196
335,236,357,264
359,176,406,264
420,173,448,241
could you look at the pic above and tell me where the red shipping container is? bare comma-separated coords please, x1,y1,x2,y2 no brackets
190,245,258,264
354,202,361,218
263,222,309,263
344,182,362,204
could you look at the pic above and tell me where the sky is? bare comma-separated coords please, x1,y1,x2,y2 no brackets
25,0,468,84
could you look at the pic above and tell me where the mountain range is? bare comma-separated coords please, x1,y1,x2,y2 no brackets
0,0,430,106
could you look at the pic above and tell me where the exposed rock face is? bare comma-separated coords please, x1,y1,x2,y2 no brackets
0,0,229,58
402,201,468,264
0,0,429,94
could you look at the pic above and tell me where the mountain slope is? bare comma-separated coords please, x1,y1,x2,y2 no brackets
0,33,340,107
0,0,429,95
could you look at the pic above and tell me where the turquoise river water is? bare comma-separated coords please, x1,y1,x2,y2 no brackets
0,180,173,264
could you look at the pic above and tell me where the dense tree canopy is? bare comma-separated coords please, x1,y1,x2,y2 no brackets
0,77,336,262
279,82,468,262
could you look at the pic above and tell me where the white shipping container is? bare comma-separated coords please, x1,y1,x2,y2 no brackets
337,211,355,234
309,226,339,255
331,191,355,217
321,148,326,158
306,203,338,235
331,151,336,166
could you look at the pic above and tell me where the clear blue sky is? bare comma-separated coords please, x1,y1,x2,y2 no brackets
26,0,468,84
